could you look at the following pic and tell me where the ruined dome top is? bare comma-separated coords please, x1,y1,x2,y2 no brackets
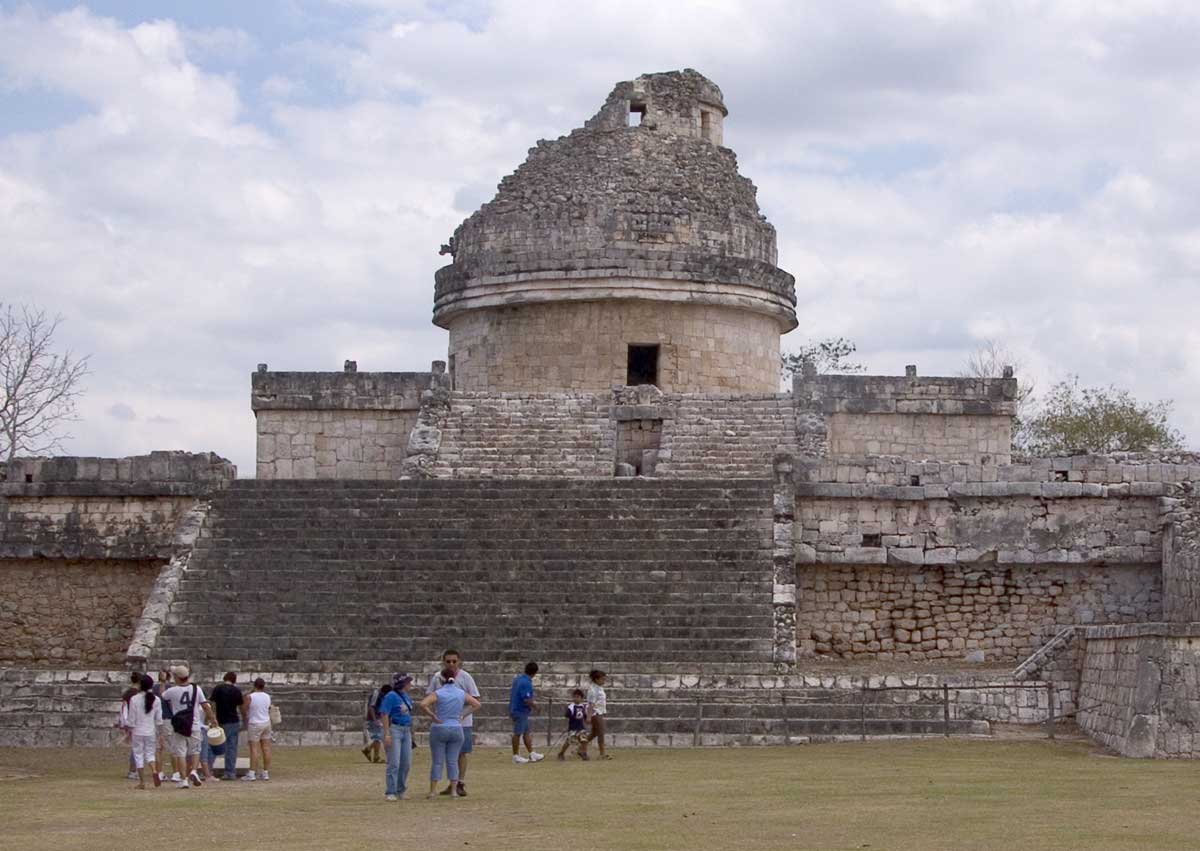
433,69,797,331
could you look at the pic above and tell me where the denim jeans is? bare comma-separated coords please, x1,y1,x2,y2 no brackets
428,725,464,782
385,726,412,796
221,723,241,778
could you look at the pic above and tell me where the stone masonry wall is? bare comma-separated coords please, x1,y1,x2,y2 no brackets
656,394,797,478
1078,624,1200,757
794,372,1018,465
0,559,161,667
797,563,1159,662
446,300,781,394
1163,485,1200,622
252,367,439,479
255,410,418,479
827,413,1010,465
432,392,616,477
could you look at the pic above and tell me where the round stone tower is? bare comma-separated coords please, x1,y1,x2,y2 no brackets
433,69,797,393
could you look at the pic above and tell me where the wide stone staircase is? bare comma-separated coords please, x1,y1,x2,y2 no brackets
0,478,1000,747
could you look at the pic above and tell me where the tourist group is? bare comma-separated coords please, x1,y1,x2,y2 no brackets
117,650,609,801
361,650,612,800
117,665,275,789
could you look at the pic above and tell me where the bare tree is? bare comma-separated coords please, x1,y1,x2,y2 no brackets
0,304,91,466
959,339,1036,449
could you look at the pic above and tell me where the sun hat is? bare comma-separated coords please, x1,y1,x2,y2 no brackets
392,672,413,690
170,664,190,680
206,726,226,746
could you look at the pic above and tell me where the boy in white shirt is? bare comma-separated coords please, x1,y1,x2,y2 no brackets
162,664,217,788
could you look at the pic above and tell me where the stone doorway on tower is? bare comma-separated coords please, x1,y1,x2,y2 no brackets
627,344,660,387
615,419,662,477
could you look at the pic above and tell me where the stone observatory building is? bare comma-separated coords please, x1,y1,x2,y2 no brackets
4,69,1200,760
433,69,797,394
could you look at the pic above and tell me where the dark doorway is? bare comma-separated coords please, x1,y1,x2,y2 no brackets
627,344,659,386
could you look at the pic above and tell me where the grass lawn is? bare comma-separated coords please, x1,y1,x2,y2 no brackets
1,739,1198,850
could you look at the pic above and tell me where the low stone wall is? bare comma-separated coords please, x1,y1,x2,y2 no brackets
251,366,440,479
796,563,1160,662
0,559,161,666
1078,623,1200,757
794,372,1018,465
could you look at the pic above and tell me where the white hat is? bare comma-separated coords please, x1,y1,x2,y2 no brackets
206,726,226,746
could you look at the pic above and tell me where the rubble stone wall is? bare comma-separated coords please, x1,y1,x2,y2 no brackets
446,300,781,394
796,563,1159,662
0,559,160,667
1078,623,1200,757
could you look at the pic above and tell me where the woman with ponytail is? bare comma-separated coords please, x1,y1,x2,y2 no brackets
127,674,163,789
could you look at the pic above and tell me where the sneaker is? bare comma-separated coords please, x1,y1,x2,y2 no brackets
385,794,398,802
126,771,138,780
456,782,466,797
512,755,529,764
260,771,270,781
528,752,544,763
170,772,182,783
241,772,257,782
188,770,202,787
175,780,189,789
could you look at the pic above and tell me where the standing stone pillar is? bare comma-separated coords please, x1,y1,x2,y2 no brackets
772,453,797,664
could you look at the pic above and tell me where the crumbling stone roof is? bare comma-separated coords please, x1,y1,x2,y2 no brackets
434,69,796,330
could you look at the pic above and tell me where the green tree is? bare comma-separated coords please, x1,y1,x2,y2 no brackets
782,336,865,379
1022,375,1185,455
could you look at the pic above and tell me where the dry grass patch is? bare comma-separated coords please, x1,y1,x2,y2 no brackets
1,739,1198,850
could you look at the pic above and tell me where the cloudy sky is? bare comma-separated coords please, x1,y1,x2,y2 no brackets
2,1,1198,473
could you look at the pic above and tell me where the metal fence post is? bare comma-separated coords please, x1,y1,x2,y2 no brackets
942,685,950,737
547,699,552,749
783,693,790,746
860,686,867,741
1045,683,1056,740
694,696,703,747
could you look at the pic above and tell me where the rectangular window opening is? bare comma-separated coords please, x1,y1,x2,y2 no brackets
700,109,711,139
628,102,646,127
1054,470,1069,482
862,533,882,548
626,344,659,386
910,475,921,486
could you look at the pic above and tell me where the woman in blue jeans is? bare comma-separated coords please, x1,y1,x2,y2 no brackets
379,674,413,801
419,669,481,799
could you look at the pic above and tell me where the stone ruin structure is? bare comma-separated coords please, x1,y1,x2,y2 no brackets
3,70,1199,758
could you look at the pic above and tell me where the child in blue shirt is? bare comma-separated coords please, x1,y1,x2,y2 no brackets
557,688,590,761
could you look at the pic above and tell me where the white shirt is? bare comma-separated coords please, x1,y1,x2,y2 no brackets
247,691,272,725
587,683,607,716
162,684,207,735
125,693,162,736
427,669,480,728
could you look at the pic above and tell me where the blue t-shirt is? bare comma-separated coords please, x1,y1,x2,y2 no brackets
509,674,534,716
379,690,413,727
432,684,465,728
565,702,586,732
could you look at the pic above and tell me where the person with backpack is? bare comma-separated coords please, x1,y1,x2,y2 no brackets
362,683,391,764
162,664,217,789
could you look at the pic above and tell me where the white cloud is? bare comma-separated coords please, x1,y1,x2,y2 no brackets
1,0,1198,475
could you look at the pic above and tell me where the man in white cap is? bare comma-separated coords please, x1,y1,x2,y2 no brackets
162,664,217,788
